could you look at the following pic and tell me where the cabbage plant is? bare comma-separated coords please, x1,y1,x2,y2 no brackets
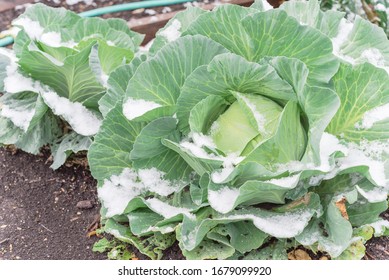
0,4,143,168
88,0,389,259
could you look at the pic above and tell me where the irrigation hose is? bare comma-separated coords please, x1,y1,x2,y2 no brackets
0,0,195,47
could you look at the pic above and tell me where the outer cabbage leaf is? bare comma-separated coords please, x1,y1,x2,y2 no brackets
150,6,207,55
185,5,339,83
327,63,389,141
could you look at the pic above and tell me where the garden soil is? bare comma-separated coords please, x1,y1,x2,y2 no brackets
0,0,388,260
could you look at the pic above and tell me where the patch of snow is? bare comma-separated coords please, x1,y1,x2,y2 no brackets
339,146,386,187
319,236,361,258
276,160,306,173
14,3,33,11
122,98,161,120
191,132,216,149
350,173,364,185
208,186,240,214
358,48,389,75
308,175,325,186
180,132,219,160
184,1,200,8
3,55,46,94
138,168,180,196
318,133,348,172
276,134,387,190
100,73,109,88
331,18,355,64
375,3,386,11
0,48,17,64
98,169,142,217
228,209,313,238
209,120,220,135
181,228,197,249
40,32,62,48
356,139,389,160
355,103,389,130
262,0,273,11
0,105,35,131
264,174,300,188
236,93,266,132
150,16,158,23
0,27,21,38
12,17,76,48
110,249,118,258
162,7,172,14
211,165,235,183
41,91,102,136
297,227,321,246
369,219,389,236
158,226,175,234
355,185,388,203
159,19,182,42
143,225,175,234
98,168,181,218
146,198,195,219
179,133,244,183
211,153,244,183
144,9,157,15
12,17,44,40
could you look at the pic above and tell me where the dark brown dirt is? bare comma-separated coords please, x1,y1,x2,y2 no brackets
364,210,389,260
0,147,106,259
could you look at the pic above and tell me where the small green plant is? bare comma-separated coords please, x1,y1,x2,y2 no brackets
93,237,135,260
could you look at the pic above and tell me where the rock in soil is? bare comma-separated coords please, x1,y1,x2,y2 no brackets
76,200,93,210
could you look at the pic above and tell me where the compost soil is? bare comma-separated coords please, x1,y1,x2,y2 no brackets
0,0,388,260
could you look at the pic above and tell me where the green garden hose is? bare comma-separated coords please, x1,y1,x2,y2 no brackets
0,0,195,47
